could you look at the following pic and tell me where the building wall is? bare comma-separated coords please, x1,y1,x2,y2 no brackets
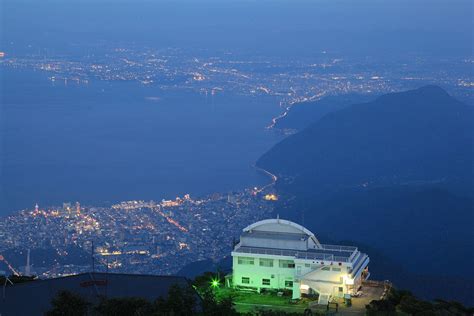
295,260,370,296
231,254,297,291
232,255,369,298
294,259,351,296
294,259,351,280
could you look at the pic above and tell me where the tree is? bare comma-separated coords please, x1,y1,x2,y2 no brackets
193,272,223,289
256,311,317,316
95,297,153,316
367,287,473,316
433,299,474,315
365,299,396,316
201,287,238,316
398,294,434,315
152,284,198,315
46,290,90,316
46,280,245,316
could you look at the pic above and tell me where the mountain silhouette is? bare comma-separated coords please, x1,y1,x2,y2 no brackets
257,86,474,305
259,85,473,195
275,93,374,131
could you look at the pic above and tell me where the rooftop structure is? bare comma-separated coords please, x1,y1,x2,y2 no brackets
230,218,370,304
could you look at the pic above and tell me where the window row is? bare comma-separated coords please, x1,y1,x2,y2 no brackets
237,257,254,265
240,277,293,288
237,257,295,268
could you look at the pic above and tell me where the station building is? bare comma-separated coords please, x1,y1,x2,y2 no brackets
230,218,370,304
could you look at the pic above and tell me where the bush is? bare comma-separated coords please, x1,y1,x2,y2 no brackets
366,299,396,315
398,295,434,315
367,287,473,316
46,290,90,316
96,297,153,316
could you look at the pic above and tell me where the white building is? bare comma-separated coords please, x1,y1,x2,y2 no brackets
230,218,370,304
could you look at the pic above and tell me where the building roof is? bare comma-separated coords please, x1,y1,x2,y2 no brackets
243,218,315,237
1,272,201,316
240,218,322,251
234,218,369,267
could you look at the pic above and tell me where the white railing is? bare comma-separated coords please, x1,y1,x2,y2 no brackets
234,246,297,257
320,244,357,252
233,246,352,262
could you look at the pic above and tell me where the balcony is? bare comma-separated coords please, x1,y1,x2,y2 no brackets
232,244,357,263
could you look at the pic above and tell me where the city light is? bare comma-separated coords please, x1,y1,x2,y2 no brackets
264,194,278,201
1,192,274,278
300,284,310,291
343,275,354,285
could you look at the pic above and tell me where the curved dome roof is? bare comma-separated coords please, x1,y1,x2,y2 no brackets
243,218,322,249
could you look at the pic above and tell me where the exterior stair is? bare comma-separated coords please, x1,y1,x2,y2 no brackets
317,293,330,305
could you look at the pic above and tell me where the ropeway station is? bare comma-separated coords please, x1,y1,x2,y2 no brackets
229,218,370,305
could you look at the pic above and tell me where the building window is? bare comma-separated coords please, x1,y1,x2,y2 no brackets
332,267,341,272
238,257,254,265
262,279,270,286
285,281,293,288
279,260,295,268
305,263,310,268
242,277,250,284
259,258,274,267
321,266,330,271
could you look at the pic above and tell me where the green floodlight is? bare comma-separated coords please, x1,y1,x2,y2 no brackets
211,278,220,288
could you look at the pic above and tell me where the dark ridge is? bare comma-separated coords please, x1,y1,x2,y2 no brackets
274,93,376,131
257,86,474,305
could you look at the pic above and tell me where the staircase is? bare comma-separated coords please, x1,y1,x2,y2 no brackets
317,293,330,305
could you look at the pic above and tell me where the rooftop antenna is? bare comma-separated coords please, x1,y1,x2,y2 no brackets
91,241,95,273
105,257,109,298
3,275,14,300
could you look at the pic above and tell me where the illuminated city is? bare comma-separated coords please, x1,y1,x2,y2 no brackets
1,48,472,136
0,189,275,278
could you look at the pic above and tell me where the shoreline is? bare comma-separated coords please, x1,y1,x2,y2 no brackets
253,165,278,193
266,91,327,131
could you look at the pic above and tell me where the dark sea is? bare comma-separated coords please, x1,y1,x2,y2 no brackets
1,0,471,215
0,67,281,215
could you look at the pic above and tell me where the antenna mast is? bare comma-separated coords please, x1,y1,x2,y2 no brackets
25,249,31,276
91,241,95,273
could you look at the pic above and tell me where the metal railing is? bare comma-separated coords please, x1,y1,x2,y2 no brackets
320,244,357,252
233,246,352,262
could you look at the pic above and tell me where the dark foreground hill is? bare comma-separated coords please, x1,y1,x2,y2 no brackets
257,86,474,305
